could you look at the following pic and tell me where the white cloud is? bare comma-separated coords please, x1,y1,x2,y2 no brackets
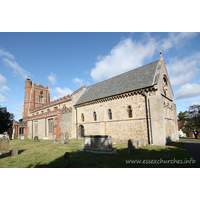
48,72,57,85
0,93,8,103
90,33,199,83
167,52,200,87
50,87,73,100
10,107,23,120
72,78,84,86
0,85,11,93
0,73,11,94
0,48,15,60
175,83,200,100
2,58,28,80
91,37,158,82
72,77,90,87
190,101,200,106
0,73,6,85
161,32,198,51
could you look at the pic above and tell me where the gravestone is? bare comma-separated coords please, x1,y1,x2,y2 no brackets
60,132,65,140
0,136,10,155
82,138,85,146
34,136,39,142
65,132,69,140
59,132,68,144
21,136,24,140
128,139,133,154
63,152,70,167
11,148,18,156
52,132,68,144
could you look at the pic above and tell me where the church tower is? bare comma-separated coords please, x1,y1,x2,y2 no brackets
23,77,50,119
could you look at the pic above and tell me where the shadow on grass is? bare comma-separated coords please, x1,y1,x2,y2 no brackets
26,142,197,168
0,149,27,159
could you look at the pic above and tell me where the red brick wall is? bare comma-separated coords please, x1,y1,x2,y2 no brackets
54,114,63,139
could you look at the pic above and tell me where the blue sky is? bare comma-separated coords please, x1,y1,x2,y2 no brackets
0,32,200,120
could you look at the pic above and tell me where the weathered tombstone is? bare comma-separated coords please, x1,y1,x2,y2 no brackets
128,139,133,154
65,132,69,140
21,136,24,140
59,132,68,144
82,138,85,146
0,136,10,154
60,132,65,140
11,148,18,156
63,152,70,167
34,136,39,142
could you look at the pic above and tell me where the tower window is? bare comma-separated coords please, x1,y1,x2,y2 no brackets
93,111,97,121
39,96,43,103
108,109,112,120
127,106,132,118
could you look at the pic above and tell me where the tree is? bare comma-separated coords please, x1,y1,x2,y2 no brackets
0,106,14,134
178,104,200,138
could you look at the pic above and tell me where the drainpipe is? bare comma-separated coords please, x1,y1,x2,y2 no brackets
45,117,46,137
75,106,78,139
32,120,33,139
141,89,150,145
148,98,153,144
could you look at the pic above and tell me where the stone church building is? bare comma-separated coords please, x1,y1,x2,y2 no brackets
12,52,179,146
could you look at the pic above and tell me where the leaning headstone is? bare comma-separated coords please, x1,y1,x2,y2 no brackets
34,136,39,142
128,139,133,154
11,148,18,156
63,152,70,167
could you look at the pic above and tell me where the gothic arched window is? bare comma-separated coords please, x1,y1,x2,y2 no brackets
93,111,97,121
108,109,112,120
127,106,132,118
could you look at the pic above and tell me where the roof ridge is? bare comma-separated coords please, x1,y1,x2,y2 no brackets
88,60,159,88
75,59,159,106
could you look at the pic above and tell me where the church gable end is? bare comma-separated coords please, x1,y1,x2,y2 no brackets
154,51,174,101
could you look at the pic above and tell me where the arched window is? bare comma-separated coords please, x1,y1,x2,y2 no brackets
81,113,84,122
79,125,84,138
93,111,97,121
163,76,168,96
108,109,112,120
127,106,132,118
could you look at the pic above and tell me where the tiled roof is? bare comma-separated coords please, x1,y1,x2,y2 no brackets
75,60,159,105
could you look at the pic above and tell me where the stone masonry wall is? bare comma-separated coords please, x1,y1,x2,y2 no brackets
27,116,56,140
76,93,149,144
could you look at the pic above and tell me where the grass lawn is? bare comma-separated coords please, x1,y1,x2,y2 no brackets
179,137,200,142
0,138,196,168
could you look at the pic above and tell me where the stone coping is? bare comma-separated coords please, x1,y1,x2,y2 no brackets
84,135,110,138
76,148,117,154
